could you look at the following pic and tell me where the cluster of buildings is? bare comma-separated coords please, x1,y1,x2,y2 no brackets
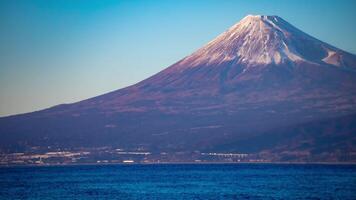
0,147,262,166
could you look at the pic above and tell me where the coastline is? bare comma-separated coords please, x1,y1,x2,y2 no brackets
1,161,356,168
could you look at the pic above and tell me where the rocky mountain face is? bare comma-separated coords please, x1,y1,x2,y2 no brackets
1,15,356,161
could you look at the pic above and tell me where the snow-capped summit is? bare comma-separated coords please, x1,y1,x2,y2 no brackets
177,15,355,69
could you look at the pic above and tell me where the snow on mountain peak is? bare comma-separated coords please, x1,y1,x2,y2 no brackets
177,15,350,69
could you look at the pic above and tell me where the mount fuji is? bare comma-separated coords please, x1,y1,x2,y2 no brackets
1,15,356,161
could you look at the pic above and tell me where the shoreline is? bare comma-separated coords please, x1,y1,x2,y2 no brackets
1,161,356,168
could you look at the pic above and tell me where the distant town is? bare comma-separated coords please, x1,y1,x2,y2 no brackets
0,146,267,166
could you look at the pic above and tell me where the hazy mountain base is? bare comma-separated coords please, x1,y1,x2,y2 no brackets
1,112,355,163
215,113,356,162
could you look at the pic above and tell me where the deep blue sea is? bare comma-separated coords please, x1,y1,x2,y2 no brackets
0,164,355,199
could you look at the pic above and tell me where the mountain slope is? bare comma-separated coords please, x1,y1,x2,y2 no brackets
1,15,356,161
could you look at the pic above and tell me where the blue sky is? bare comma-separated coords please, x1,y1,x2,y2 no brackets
0,0,356,117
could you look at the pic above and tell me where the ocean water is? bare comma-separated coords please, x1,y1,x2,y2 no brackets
0,164,355,199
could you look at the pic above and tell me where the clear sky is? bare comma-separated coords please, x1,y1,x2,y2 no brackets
1,0,356,117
